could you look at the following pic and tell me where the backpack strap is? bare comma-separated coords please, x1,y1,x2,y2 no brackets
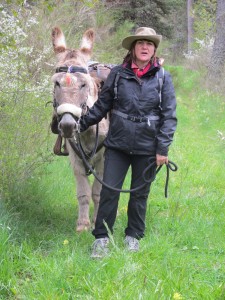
156,67,165,110
114,72,121,100
113,67,165,105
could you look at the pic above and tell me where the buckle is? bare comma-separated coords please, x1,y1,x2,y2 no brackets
129,116,136,122
128,116,144,122
136,117,142,122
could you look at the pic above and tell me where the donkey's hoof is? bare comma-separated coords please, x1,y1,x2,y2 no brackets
76,221,90,232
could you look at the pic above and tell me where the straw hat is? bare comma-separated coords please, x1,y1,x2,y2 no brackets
122,27,162,50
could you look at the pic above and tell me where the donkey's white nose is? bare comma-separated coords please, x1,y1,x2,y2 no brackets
57,103,82,118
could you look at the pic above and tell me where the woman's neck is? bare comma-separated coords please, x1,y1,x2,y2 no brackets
133,60,150,69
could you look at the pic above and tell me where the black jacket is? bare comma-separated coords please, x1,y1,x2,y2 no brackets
80,63,177,156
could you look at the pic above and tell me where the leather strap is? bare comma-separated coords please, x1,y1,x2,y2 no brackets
53,135,69,156
55,66,88,74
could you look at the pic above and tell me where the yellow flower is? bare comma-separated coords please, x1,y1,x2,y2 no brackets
173,292,183,300
63,239,69,245
120,206,128,213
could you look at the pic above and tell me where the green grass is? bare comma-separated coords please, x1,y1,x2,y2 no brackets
1,66,225,299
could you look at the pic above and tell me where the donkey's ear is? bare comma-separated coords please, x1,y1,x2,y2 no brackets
80,28,95,58
52,27,66,54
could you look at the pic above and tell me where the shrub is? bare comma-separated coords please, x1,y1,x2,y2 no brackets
0,5,53,198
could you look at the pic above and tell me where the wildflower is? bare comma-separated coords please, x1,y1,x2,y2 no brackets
192,245,199,250
63,239,69,245
173,292,183,300
120,206,128,213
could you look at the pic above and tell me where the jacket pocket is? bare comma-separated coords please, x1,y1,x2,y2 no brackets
106,115,129,147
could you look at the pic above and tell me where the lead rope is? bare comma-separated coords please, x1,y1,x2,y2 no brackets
77,123,99,160
76,130,178,197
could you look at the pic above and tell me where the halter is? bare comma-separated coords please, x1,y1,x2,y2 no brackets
53,65,89,118
52,65,104,167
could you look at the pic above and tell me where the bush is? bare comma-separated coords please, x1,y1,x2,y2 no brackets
0,5,53,198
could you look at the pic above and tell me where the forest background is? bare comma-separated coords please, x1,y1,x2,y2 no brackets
0,0,225,299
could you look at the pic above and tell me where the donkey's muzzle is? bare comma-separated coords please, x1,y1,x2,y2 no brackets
58,113,79,138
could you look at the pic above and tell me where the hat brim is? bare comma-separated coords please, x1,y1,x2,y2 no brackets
122,35,162,50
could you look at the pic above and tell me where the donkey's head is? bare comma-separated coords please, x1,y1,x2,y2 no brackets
51,27,99,138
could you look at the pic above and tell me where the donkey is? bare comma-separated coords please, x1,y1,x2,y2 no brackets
51,27,109,232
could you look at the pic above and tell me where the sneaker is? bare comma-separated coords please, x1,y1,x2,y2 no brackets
91,237,110,258
124,236,139,252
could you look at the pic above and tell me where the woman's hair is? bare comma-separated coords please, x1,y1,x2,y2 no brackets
122,41,136,64
122,40,156,65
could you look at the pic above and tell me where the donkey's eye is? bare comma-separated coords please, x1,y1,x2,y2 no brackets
55,81,60,87
80,83,86,89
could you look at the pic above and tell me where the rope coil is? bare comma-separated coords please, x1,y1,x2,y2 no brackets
71,130,178,197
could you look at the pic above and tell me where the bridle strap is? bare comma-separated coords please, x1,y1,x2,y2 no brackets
55,66,88,74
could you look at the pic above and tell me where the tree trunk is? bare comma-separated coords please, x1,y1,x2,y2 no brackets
187,0,194,54
208,0,225,82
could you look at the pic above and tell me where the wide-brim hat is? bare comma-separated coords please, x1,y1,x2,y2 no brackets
122,27,162,50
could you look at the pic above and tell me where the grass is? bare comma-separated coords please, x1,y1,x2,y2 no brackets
1,66,225,299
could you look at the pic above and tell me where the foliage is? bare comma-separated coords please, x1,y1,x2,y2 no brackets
107,0,217,63
1,67,225,299
93,20,134,64
184,0,225,88
207,0,225,83
108,0,180,37
193,0,217,48
0,4,53,197
106,0,187,62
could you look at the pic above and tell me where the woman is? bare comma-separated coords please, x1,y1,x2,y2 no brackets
80,27,177,258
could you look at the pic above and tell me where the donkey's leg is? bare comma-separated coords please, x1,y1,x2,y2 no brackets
92,176,102,224
92,153,104,224
67,146,92,232
75,173,92,232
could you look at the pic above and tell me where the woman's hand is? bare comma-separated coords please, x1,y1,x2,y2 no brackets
156,154,168,166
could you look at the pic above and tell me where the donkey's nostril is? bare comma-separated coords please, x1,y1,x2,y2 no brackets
59,113,77,138
60,122,73,132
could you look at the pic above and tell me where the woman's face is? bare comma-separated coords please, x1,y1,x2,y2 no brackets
134,40,155,65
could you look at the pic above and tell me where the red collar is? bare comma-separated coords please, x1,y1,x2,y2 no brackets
131,62,151,77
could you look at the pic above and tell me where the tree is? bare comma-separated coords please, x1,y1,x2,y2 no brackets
208,0,225,82
105,0,180,38
104,0,187,61
187,0,194,54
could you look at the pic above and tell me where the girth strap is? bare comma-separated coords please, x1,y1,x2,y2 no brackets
112,109,160,124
